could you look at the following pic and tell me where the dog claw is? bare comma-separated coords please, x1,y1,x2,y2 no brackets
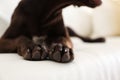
49,43,73,63
19,43,48,60
62,52,70,62
53,51,61,62
23,50,31,60
32,51,41,60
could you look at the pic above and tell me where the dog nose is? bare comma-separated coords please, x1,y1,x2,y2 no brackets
94,0,102,5
88,0,102,8
91,0,102,6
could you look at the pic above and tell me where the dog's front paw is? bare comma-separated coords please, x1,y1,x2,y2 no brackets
49,43,74,63
18,43,48,60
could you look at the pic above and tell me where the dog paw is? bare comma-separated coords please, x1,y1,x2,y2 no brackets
18,43,48,60
49,43,74,63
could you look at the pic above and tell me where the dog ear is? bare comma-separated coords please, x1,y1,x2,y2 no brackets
77,0,102,8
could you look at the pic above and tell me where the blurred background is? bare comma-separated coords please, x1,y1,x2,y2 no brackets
0,0,120,38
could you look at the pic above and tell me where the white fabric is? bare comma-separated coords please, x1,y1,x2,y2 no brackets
0,1,94,37
0,0,20,37
0,1,120,80
0,37,120,80
92,0,120,37
1,0,120,38
63,6,93,37
0,13,9,37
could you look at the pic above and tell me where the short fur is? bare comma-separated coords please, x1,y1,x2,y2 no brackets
0,0,103,63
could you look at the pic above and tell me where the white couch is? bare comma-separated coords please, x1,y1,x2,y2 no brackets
0,37,120,80
0,0,120,80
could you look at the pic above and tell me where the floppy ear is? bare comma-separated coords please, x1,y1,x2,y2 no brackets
80,0,102,8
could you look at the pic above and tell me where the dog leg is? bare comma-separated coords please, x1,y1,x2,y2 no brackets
67,27,105,42
0,38,18,53
45,21,74,63
47,36,74,63
0,36,48,60
17,36,48,60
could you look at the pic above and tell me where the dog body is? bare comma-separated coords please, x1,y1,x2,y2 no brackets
0,0,102,63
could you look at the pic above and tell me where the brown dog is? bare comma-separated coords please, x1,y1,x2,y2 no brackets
0,0,103,63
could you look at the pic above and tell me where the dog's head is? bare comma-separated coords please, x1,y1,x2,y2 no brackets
73,0,102,8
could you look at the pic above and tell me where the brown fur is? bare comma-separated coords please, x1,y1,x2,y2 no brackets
0,0,103,63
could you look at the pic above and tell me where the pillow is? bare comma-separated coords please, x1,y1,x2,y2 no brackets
0,12,9,37
0,0,20,37
62,6,93,37
92,0,120,37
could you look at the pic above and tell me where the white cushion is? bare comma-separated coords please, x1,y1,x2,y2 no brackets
0,12,9,37
0,37,120,80
63,6,93,37
92,0,120,37
0,0,20,37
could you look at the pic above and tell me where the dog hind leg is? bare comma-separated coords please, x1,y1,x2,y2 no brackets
67,27,105,43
